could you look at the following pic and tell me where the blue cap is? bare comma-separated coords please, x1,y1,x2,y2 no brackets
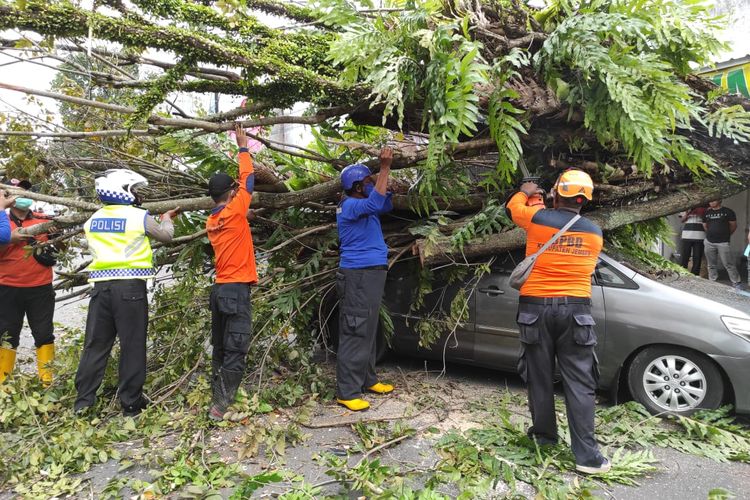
340,164,371,191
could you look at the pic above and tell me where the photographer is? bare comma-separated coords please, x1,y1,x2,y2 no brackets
0,180,57,385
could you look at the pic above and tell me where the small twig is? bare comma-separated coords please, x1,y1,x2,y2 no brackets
387,245,411,269
19,384,52,448
153,352,204,403
397,367,412,394
55,286,91,302
262,223,336,253
354,432,413,467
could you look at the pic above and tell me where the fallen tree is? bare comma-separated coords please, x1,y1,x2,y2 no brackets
2,0,750,497
0,0,747,329
0,0,745,315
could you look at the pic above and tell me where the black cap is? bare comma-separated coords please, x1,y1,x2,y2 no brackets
5,178,32,190
207,173,237,197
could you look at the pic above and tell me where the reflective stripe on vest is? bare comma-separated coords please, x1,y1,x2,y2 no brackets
84,205,154,282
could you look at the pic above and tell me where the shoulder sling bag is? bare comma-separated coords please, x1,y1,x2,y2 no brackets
509,214,581,291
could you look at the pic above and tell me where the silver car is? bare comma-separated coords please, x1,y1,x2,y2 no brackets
361,252,750,416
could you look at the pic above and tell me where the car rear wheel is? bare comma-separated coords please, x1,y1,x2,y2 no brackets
627,346,724,416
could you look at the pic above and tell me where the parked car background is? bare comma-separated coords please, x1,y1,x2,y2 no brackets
321,251,750,416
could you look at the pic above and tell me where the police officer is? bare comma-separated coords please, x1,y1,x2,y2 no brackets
335,147,395,412
205,125,257,421
506,169,610,474
0,181,57,385
74,169,179,416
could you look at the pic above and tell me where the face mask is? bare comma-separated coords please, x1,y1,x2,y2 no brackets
14,198,33,210
363,184,374,197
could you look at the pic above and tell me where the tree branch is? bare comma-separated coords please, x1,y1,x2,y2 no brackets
0,82,350,134
0,129,154,138
0,2,345,105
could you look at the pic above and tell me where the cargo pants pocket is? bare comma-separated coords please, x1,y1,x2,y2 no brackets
517,344,529,383
516,309,540,384
217,290,239,315
341,307,368,338
592,350,600,385
225,317,252,354
572,314,597,346
517,311,541,345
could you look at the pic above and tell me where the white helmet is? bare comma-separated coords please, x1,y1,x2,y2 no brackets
95,169,148,205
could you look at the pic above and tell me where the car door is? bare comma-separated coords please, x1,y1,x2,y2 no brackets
385,259,476,363
474,254,523,369
473,252,606,372
412,279,476,363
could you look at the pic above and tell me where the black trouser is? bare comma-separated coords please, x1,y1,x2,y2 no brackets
0,284,55,348
336,267,387,400
74,279,148,411
516,297,603,467
210,283,252,372
680,239,704,275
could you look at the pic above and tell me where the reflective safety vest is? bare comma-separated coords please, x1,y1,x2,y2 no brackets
84,204,154,282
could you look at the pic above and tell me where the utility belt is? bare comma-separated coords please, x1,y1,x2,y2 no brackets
93,278,146,288
340,265,388,271
519,296,591,306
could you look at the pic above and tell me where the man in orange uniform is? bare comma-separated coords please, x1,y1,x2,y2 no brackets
0,180,56,385
506,169,610,474
205,124,257,421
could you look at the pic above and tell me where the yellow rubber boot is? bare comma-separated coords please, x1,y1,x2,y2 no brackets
367,382,394,394
337,398,370,411
0,347,16,383
36,344,55,387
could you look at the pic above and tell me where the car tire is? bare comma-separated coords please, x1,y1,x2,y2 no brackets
322,306,390,363
627,346,724,416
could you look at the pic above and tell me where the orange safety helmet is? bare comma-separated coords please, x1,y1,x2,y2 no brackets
553,169,593,201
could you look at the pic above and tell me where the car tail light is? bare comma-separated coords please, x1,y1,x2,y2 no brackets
721,316,750,341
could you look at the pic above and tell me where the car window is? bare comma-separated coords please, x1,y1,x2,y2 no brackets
595,260,638,289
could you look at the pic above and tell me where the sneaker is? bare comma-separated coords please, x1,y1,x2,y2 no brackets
732,282,744,290
576,457,611,474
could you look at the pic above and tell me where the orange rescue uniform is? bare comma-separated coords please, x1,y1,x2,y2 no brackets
0,211,53,288
506,192,602,298
206,151,257,284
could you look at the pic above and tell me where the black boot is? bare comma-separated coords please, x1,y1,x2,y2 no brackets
208,368,243,421
122,395,149,417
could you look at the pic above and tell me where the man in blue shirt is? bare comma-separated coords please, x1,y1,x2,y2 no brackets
335,147,394,411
